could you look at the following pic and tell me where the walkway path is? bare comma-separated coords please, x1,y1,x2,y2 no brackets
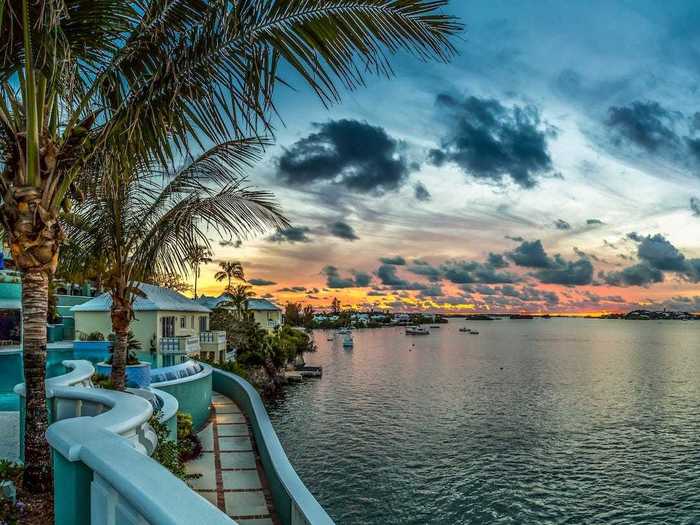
186,392,277,524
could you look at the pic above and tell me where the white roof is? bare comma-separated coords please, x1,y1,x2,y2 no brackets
71,283,211,313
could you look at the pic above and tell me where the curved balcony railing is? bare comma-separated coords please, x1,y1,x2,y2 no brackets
14,359,95,397
212,369,335,525
47,390,235,525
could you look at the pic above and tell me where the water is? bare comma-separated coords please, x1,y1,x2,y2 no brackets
0,346,96,411
265,319,700,524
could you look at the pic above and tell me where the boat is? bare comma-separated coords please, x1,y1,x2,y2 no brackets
459,327,470,332
406,326,430,335
342,334,354,348
469,330,479,335
336,327,352,335
459,327,479,334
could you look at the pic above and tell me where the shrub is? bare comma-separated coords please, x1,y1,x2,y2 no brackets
91,374,116,390
197,357,250,381
78,330,105,341
0,460,26,524
106,332,142,365
176,412,202,462
149,412,200,482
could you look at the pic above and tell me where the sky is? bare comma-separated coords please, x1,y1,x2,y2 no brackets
196,0,700,315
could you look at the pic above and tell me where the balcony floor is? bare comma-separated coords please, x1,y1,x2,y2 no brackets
187,392,278,524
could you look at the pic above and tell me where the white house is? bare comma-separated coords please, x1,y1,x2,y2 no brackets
72,283,227,366
195,294,282,332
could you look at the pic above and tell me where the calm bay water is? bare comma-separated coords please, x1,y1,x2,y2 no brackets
265,319,700,524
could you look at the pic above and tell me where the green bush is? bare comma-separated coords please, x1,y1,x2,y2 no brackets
149,412,200,482
176,411,202,462
78,330,105,341
198,357,250,381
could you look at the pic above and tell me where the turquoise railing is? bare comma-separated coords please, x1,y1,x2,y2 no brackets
47,391,234,525
212,369,334,525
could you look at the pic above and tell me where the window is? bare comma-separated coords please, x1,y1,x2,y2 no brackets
199,316,207,332
180,316,186,329
161,316,175,337
191,315,195,329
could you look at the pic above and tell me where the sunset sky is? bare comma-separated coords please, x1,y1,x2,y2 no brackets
196,1,700,314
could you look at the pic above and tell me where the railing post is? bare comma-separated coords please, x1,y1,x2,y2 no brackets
53,450,92,525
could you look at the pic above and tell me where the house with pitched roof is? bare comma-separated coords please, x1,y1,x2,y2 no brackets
195,294,282,332
72,283,227,366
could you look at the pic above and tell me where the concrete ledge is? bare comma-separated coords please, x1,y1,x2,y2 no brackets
213,369,334,525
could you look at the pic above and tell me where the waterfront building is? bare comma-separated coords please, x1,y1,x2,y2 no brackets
72,283,226,366
196,294,282,332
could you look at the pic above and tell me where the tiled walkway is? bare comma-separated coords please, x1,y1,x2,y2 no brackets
187,392,277,524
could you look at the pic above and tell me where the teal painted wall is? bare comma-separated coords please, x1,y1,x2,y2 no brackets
53,452,92,525
155,373,212,430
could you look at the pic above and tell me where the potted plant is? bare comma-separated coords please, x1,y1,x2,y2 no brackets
95,333,152,388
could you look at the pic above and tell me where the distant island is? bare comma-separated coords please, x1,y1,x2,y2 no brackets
600,309,699,320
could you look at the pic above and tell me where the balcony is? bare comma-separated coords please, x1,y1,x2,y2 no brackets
159,334,200,355
199,331,227,362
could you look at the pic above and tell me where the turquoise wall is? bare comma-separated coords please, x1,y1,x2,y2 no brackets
155,372,212,430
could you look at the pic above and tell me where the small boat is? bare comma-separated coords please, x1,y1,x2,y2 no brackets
459,327,470,333
469,330,479,335
327,336,334,341
336,327,352,335
342,334,354,348
406,326,430,335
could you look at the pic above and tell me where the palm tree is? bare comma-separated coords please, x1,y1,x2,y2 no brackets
215,261,245,290
187,246,213,299
64,138,285,391
1,0,459,492
224,283,255,318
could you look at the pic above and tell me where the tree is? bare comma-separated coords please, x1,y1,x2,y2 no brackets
186,246,212,299
215,261,245,290
64,138,285,391
331,297,342,316
1,0,459,492
146,272,192,295
224,283,255,318
285,302,303,326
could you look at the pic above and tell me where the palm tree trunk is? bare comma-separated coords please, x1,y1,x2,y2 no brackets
110,295,131,391
194,266,198,299
21,269,52,492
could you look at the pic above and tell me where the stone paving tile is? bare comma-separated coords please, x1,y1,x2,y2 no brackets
197,490,218,506
198,423,214,451
236,518,274,525
217,425,250,437
186,452,217,490
218,436,253,451
220,451,257,469
222,470,262,490
216,412,246,424
215,404,242,414
224,491,268,518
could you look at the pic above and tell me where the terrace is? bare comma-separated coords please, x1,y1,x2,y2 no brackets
8,359,333,524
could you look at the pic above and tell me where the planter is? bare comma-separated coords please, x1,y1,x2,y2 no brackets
73,340,112,363
95,361,152,388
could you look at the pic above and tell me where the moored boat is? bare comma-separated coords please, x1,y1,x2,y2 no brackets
342,334,354,348
406,326,430,335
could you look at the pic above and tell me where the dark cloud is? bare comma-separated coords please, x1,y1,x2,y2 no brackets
606,101,680,152
603,263,664,287
487,252,509,268
586,219,604,226
463,284,497,295
407,262,442,282
353,271,372,287
440,260,518,285
499,285,559,304
418,285,444,298
429,93,555,188
379,256,406,266
268,226,312,244
627,232,644,242
554,219,571,230
414,181,431,201
505,235,524,242
277,119,410,194
376,265,426,290
248,279,276,286
535,256,594,285
637,233,687,271
277,286,308,293
328,221,359,241
323,266,370,288
219,239,242,248
691,197,700,216
508,240,552,268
